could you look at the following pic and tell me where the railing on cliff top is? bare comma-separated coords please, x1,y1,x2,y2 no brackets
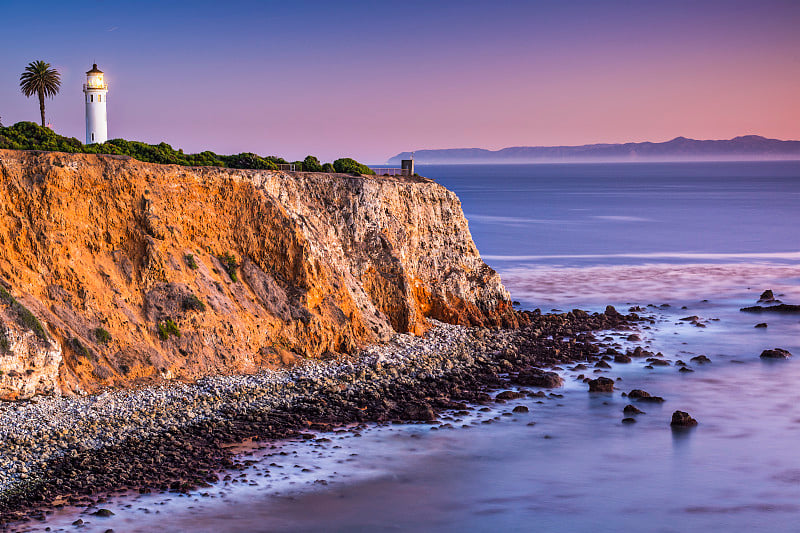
369,167,412,176
274,164,409,174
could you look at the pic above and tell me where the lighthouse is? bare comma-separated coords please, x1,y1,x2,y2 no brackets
83,64,108,144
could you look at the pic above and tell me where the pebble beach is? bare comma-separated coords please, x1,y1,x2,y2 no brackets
0,309,636,525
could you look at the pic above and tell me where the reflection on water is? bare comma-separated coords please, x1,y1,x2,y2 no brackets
499,262,800,306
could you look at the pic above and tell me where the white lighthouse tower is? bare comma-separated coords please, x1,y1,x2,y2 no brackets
83,64,108,144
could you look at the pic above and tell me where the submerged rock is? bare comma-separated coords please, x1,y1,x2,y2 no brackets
623,404,644,415
741,304,800,313
495,391,524,400
628,389,665,403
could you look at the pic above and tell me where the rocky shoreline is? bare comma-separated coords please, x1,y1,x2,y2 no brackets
0,308,638,526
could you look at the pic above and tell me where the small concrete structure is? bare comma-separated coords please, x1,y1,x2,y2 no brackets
401,158,415,176
83,64,108,144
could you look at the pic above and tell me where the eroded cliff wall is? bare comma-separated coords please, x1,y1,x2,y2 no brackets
0,150,516,398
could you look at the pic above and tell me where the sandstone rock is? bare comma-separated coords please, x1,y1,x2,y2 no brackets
0,150,518,397
0,315,61,401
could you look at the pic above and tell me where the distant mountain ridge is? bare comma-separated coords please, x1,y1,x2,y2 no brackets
388,135,800,164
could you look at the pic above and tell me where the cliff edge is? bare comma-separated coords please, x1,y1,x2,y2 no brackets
0,150,516,399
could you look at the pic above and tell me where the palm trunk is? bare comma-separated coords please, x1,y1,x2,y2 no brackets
38,91,45,127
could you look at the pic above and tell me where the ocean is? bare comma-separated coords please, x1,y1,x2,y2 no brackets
31,161,800,532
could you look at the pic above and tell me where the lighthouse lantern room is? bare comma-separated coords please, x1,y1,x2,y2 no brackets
83,64,108,144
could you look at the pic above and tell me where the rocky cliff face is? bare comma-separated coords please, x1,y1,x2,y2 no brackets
0,150,517,399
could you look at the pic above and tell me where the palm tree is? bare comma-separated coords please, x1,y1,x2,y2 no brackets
19,60,61,127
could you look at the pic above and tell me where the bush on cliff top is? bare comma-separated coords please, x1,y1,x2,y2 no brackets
0,122,374,175
333,158,375,175
303,155,323,172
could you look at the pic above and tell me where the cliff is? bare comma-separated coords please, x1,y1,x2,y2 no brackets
0,150,516,400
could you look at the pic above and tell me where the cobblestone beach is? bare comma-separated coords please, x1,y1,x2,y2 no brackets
0,308,636,525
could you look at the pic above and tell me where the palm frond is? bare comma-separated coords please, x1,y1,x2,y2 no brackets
19,60,61,99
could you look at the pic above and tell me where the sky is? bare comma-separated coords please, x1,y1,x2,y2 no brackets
1,0,798,163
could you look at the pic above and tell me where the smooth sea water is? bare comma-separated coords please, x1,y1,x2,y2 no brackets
25,162,800,532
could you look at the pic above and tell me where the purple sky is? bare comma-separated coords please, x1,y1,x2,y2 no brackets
2,0,798,163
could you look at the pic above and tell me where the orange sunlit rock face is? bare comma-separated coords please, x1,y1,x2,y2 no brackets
0,150,516,398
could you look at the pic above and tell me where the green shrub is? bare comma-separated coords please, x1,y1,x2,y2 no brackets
70,337,90,357
185,253,198,270
94,327,112,344
218,252,239,282
303,155,323,172
0,285,48,341
219,152,278,170
333,158,375,175
183,293,206,312
157,319,181,341
0,121,375,177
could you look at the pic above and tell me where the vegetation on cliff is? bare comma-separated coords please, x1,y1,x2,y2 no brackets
0,122,375,174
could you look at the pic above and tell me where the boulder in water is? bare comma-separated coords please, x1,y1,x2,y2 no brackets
629,389,665,403
515,368,564,388
623,404,644,415
760,348,792,359
670,410,698,427
588,377,614,392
